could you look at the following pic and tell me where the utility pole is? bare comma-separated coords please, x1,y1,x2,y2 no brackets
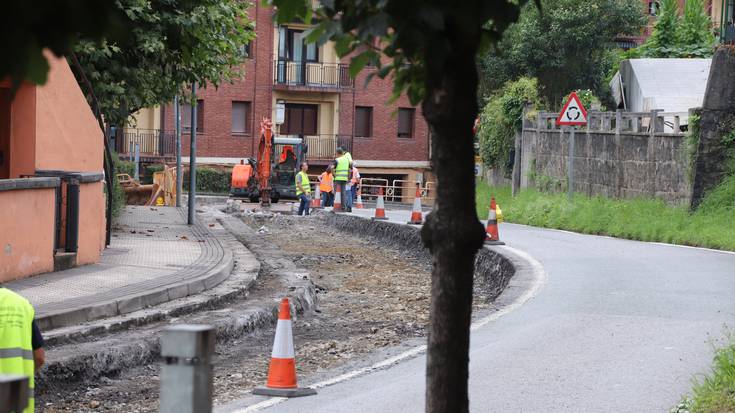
175,95,182,207
188,83,197,225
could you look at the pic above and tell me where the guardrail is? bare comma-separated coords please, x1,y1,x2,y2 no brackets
115,128,176,156
528,109,691,135
274,60,353,88
304,134,353,160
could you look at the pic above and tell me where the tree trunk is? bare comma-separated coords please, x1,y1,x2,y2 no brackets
421,26,486,413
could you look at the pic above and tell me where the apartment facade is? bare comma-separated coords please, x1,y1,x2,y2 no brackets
126,2,431,186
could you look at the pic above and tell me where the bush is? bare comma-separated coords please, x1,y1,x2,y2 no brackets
562,89,606,111
142,164,165,184
183,167,231,194
478,77,540,170
112,155,135,218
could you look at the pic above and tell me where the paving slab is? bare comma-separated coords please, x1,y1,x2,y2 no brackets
4,206,232,330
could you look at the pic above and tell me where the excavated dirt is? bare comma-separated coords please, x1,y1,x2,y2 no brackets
38,213,491,412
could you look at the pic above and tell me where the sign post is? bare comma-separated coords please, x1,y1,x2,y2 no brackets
556,92,588,202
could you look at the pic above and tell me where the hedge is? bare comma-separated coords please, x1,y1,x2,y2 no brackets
183,168,231,194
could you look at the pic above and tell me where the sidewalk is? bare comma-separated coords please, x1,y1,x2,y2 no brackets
5,206,233,330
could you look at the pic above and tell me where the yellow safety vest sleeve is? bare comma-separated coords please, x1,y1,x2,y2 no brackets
0,288,36,413
295,171,311,196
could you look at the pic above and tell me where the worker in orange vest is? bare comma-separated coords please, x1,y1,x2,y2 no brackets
349,162,361,204
318,165,335,207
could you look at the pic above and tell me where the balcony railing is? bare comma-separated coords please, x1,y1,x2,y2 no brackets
115,128,176,157
274,60,353,89
304,134,353,160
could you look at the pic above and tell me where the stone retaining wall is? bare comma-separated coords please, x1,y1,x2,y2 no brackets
325,214,515,304
520,128,691,205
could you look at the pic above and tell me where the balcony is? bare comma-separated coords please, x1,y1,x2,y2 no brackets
114,128,176,159
304,134,353,161
273,60,353,91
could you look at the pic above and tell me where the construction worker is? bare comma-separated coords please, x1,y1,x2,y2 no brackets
0,287,45,413
295,162,311,216
350,162,361,203
334,148,352,212
318,165,335,207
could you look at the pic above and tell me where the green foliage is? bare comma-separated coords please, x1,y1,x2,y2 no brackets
142,164,165,185
562,89,606,111
686,112,701,184
271,0,530,105
0,1,126,85
673,334,735,413
183,168,231,194
639,0,714,58
477,77,540,169
476,179,735,251
112,156,135,218
480,0,645,107
74,0,255,126
721,129,735,176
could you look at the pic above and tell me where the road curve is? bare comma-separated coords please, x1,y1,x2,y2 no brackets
242,211,735,413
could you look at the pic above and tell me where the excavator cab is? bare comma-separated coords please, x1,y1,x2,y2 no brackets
271,135,307,200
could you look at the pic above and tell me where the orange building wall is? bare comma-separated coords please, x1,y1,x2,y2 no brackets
8,84,36,178
76,182,106,265
35,53,103,172
0,188,56,281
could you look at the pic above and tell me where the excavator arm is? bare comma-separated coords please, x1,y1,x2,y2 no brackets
257,118,273,206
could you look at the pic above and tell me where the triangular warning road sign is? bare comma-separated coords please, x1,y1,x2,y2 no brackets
556,92,588,126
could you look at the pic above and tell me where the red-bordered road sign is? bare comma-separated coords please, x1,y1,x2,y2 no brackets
556,91,588,126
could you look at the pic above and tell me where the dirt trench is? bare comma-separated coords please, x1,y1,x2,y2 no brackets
38,213,489,412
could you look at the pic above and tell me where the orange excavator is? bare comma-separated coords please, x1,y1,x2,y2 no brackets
230,117,308,206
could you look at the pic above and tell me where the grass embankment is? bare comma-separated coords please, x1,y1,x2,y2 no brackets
670,339,735,413
476,176,735,251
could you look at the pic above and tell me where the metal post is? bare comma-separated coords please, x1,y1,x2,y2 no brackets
0,375,29,413
188,83,197,225
568,126,575,202
65,177,80,253
160,325,215,413
134,143,140,181
175,95,182,207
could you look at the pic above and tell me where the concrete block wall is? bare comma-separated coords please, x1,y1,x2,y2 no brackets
520,128,692,205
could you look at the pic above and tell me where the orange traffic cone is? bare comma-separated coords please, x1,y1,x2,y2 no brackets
372,187,389,220
252,298,317,397
311,185,322,208
407,184,423,225
355,189,364,209
484,196,505,245
333,185,343,212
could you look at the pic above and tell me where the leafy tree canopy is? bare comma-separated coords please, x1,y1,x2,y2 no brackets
479,0,645,108
637,0,715,58
0,1,126,85
74,0,254,126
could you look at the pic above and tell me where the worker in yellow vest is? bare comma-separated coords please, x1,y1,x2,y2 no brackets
295,162,311,216
333,148,352,212
318,165,335,207
0,287,45,413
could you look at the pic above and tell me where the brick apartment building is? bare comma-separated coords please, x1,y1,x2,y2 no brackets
122,2,432,187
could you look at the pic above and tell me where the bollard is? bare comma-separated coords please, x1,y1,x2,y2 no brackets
0,375,29,413
160,325,215,413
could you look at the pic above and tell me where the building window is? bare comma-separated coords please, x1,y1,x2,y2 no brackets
181,99,204,133
232,101,252,135
240,40,253,58
278,26,319,62
397,108,415,139
355,106,373,138
283,103,318,135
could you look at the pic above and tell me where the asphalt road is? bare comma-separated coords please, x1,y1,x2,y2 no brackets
244,209,735,413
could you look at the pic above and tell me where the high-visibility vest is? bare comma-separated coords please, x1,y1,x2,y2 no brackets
0,288,35,413
295,171,311,196
319,172,334,193
335,156,349,182
345,152,353,164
